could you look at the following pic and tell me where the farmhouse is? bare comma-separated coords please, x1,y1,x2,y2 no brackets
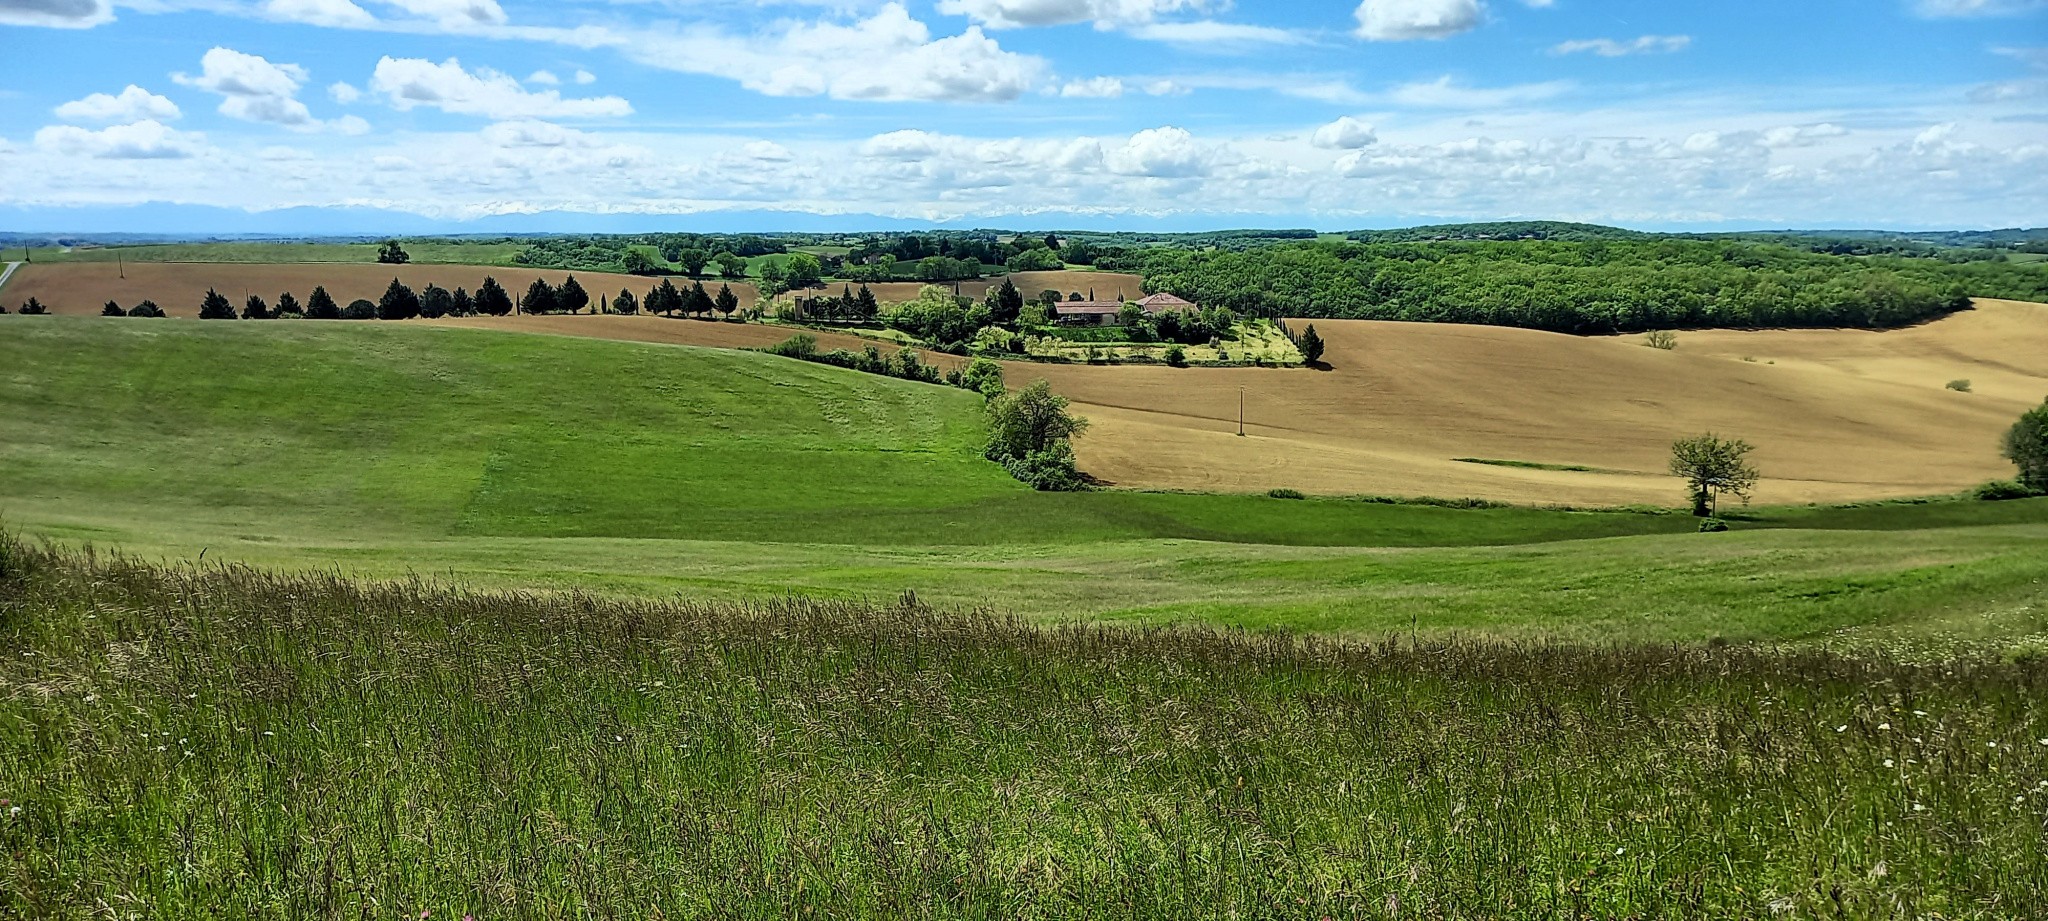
1056,292,1199,326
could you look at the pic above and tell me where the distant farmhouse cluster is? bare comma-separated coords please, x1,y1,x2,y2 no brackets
1057,292,1199,326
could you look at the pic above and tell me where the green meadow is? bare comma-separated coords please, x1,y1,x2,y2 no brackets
2,316,2044,646
17,240,528,266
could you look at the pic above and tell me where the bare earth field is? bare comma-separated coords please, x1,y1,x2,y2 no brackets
0,262,1148,319
423,302,2046,507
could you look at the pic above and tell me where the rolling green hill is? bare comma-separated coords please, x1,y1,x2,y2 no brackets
3,316,2045,643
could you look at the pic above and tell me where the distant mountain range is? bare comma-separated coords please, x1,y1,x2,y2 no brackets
0,204,2042,248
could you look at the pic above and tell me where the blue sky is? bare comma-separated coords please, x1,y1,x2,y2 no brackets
2,0,2045,231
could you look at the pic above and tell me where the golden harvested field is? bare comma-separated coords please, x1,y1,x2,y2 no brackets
416,304,2047,507
2,262,1149,318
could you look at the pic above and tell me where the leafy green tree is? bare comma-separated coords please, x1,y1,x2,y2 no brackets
476,277,514,316
623,249,658,275
101,300,125,317
342,298,378,320
1669,434,1761,517
784,253,824,291
451,287,474,316
984,380,1090,491
199,289,236,319
275,291,302,317
1005,248,1064,273
2002,398,2048,492
611,288,638,315
419,284,453,319
1018,302,1052,327
520,278,558,315
377,240,410,264
678,248,711,277
1062,239,1099,265
378,278,422,320
306,286,341,320
993,277,1024,325
757,259,790,296
1116,303,1146,327
1297,324,1325,365
960,357,1005,400
241,294,271,320
715,284,740,318
715,251,748,279
558,275,590,314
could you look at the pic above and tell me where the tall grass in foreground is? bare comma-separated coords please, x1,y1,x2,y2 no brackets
1,535,2044,920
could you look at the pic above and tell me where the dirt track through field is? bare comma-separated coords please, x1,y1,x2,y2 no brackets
16,257,2043,506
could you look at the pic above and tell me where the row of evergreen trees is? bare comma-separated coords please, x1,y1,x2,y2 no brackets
94,274,748,321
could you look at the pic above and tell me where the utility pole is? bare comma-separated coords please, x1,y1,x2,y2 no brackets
1237,386,1245,437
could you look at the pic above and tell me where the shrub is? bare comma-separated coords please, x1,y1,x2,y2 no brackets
766,334,818,359
1001,443,1089,492
1698,518,1730,533
101,301,125,317
198,289,235,320
1165,346,1187,367
1972,479,2041,501
1644,330,1677,350
1267,488,1306,500
128,300,166,318
985,380,1090,491
342,299,378,320
1946,379,1972,393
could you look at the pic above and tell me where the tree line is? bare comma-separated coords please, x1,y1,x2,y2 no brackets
90,273,743,321
1118,238,2048,333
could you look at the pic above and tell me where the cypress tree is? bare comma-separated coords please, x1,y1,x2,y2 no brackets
199,288,236,319
275,291,302,317
242,294,271,320
715,284,740,318
377,277,421,320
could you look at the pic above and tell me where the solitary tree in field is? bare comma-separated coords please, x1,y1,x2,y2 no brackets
241,294,270,320
558,275,590,314
102,300,125,317
2003,397,2048,493
306,286,341,320
984,380,1090,491
715,251,747,279
715,284,740,318
1297,324,1326,365
377,240,410,264
275,291,302,317
199,288,236,320
377,278,421,320
419,284,453,319
476,277,514,317
1669,433,1760,517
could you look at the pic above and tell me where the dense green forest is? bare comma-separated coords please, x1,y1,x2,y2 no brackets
1118,239,2048,333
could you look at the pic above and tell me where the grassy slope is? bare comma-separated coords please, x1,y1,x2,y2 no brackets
3,316,2045,643
5,541,2042,918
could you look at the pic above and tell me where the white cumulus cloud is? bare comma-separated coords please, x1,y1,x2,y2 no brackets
55,86,180,123
369,57,633,118
35,120,203,158
1311,116,1377,150
1355,0,1483,41
1059,77,1125,98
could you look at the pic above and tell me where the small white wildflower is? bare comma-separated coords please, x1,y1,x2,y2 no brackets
1913,710,1927,717
1884,759,1895,768
1912,803,1925,812
1614,847,1626,856
1988,742,1998,749
1877,723,1890,731
6,806,18,817
2038,738,2047,747
184,693,196,700
154,745,166,752
183,750,193,757
177,738,186,745
83,694,96,703
613,735,624,743
1836,725,1849,733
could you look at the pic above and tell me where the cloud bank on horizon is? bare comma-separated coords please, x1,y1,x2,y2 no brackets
1,0,2045,230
